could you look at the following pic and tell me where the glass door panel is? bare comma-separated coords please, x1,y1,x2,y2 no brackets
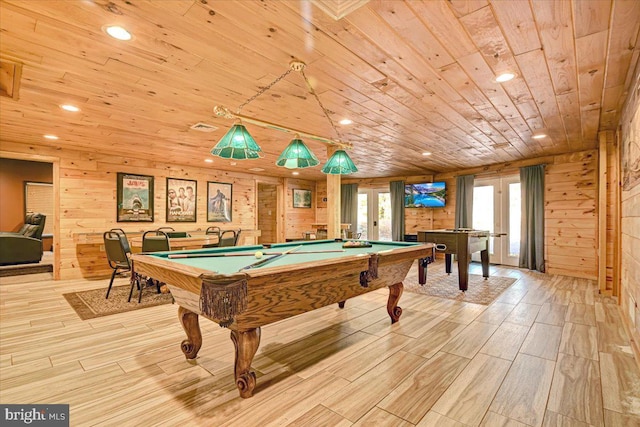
378,192,392,241
357,193,369,239
357,189,390,241
472,175,520,266
473,184,495,256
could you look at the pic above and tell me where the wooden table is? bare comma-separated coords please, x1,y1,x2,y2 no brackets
417,229,490,291
130,239,434,398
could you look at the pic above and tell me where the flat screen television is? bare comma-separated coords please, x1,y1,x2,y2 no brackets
405,182,446,208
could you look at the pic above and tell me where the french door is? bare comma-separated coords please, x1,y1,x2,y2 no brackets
357,189,392,241
472,175,521,266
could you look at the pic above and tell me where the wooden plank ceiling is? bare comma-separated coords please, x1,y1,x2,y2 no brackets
0,0,638,179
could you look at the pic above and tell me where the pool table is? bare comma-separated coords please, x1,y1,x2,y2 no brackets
130,239,434,398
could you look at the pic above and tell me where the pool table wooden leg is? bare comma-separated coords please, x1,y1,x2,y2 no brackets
178,306,202,359
231,327,261,398
387,282,403,323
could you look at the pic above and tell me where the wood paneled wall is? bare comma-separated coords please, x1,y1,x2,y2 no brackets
430,176,456,231
285,178,316,240
619,66,640,360
344,152,599,280
0,141,315,279
605,131,620,294
544,151,598,279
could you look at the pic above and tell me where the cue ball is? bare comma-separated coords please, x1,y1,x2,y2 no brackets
255,251,263,259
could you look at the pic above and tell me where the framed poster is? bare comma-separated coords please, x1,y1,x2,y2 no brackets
166,178,197,222
117,173,154,222
207,181,232,222
293,188,312,208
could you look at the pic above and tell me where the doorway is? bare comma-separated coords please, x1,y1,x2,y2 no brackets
472,175,521,266
357,188,392,241
0,153,60,279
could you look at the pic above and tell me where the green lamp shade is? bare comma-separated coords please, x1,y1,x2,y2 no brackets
275,138,320,169
321,149,358,174
211,123,262,160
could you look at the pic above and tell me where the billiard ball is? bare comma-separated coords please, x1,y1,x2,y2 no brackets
255,251,263,259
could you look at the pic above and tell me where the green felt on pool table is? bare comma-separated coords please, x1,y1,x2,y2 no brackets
145,240,418,275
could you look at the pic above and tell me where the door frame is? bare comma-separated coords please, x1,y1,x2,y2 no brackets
473,174,520,266
1,150,60,279
357,186,391,241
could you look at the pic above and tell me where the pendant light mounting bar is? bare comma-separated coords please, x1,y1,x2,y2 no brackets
213,105,352,150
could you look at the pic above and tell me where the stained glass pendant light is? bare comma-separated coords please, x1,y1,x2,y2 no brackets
212,60,357,173
210,122,262,160
321,150,358,174
276,136,320,169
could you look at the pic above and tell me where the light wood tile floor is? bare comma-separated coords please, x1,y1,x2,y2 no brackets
1,262,639,426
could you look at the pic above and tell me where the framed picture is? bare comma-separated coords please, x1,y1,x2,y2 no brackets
293,188,312,208
117,173,154,222
166,178,197,222
207,181,232,222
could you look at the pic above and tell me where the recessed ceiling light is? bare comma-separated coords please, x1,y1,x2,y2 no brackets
422,152,432,156
43,134,59,140
105,26,132,41
339,119,352,125
230,162,237,166
495,72,515,83
60,104,80,112
532,133,547,139
204,159,214,163
292,171,299,175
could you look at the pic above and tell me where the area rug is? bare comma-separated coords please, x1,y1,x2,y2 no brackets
64,284,173,320
403,262,517,305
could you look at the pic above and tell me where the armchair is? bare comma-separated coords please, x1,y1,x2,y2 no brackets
0,213,46,265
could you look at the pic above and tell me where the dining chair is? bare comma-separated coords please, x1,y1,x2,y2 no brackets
156,227,175,233
103,230,132,299
218,229,238,247
203,226,221,248
109,228,131,255
141,230,171,253
130,230,169,303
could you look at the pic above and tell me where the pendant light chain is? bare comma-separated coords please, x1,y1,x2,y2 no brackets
300,68,343,143
237,68,294,114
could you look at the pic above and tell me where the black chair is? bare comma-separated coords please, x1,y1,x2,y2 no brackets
103,230,132,299
141,230,171,253
129,230,169,303
109,228,132,255
203,226,221,248
218,229,239,247
166,231,189,238
156,227,175,233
